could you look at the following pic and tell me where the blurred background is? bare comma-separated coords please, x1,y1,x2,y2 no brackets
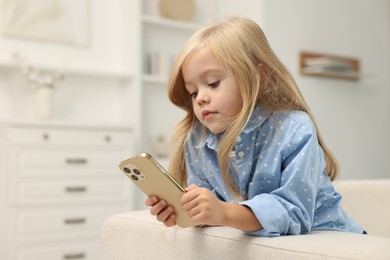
0,0,389,259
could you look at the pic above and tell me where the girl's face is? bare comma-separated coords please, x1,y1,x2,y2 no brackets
182,48,243,134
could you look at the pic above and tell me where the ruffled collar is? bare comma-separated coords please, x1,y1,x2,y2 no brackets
194,105,271,150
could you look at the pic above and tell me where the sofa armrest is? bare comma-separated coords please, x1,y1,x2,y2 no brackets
101,211,390,260
334,179,390,238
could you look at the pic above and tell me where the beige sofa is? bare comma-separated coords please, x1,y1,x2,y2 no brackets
101,179,390,259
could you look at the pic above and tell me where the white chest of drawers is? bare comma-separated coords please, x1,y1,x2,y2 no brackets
0,122,135,260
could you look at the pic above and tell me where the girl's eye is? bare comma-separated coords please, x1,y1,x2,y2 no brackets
190,91,198,98
208,81,220,88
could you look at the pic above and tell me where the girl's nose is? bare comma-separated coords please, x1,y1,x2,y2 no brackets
195,89,210,104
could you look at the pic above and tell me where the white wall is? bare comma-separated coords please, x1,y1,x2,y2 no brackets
259,0,390,179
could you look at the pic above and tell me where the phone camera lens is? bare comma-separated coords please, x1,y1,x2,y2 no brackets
124,167,131,173
131,175,139,181
133,169,141,175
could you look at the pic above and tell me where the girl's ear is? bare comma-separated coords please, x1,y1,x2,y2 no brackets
256,62,264,71
257,62,271,76
255,63,265,78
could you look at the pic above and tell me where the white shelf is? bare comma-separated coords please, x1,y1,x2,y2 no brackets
0,61,132,80
142,15,203,31
138,1,220,156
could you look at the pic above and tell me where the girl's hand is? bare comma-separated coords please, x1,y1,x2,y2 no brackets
180,184,227,226
181,185,262,232
145,196,176,227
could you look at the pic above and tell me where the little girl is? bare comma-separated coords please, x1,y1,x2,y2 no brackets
145,17,364,236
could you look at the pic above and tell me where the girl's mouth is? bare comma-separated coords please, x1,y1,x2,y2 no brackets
202,110,215,118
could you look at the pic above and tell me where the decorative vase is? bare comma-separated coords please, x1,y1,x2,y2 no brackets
34,86,53,119
158,0,196,21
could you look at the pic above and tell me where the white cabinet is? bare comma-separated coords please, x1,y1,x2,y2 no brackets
1,122,134,260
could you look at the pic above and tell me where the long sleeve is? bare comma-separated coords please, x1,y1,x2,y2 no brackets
183,108,363,236
240,113,325,236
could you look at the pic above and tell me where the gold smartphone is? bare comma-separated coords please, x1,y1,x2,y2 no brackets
119,153,196,228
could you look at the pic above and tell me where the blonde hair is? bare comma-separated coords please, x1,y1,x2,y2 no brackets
168,17,338,198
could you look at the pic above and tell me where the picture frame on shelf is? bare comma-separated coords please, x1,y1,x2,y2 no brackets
299,51,360,81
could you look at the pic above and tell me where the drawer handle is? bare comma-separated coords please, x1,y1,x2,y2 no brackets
42,133,50,141
64,218,86,225
63,253,86,259
66,158,88,165
65,186,87,193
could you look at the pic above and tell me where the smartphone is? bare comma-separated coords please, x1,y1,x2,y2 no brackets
119,153,197,228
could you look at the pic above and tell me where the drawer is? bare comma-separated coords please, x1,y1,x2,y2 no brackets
8,127,133,146
10,178,132,203
10,148,129,177
9,205,130,240
12,240,100,260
